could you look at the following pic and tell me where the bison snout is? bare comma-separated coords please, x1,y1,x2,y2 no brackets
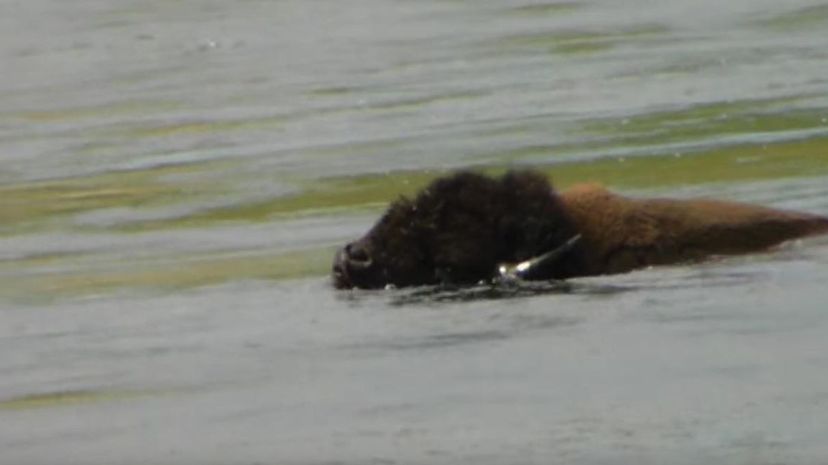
332,240,376,289
343,241,373,269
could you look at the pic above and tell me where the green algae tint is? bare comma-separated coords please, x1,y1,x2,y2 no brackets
1,246,338,305
113,171,437,232
117,135,828,232
0,160,231,235
755,4,828,31
14,100,181,123
124,114,288,139
69,133,828,236
0,389,170,411
508,2,582,16
498,24,669,55
578,98,828,149
547,137,828,189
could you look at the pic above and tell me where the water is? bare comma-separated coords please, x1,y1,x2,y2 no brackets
2,0,828,463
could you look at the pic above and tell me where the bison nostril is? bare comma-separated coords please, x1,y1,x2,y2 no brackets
345,242,373,269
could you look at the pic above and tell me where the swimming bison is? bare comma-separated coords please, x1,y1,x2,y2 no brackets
332,170,828,289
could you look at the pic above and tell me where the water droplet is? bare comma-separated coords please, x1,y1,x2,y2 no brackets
197,39,219,52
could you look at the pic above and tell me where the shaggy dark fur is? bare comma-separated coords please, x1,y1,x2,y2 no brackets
333,171,586,289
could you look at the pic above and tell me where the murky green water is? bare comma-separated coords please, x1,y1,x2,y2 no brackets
2,0,828,463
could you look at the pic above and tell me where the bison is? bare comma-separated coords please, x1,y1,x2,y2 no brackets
332,170,828,289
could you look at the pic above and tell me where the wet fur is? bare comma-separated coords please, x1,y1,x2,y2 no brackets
334,171,828,289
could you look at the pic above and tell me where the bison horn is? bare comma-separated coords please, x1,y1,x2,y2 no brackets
498,234,582,281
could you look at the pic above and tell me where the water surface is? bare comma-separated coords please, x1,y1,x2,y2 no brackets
2,0,828,463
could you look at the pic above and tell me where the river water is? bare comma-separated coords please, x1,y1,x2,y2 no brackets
2,1,828,464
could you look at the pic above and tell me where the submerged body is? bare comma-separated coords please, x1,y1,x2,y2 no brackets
333,171,828,289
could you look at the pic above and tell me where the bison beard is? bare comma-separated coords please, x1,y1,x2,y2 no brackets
333,171,828,290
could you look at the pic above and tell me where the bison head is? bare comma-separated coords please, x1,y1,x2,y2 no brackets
332,170,586,289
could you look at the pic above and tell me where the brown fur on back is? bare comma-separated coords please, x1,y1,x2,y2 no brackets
560,184,828,274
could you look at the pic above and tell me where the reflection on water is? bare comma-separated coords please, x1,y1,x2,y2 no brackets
2,0,828,463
